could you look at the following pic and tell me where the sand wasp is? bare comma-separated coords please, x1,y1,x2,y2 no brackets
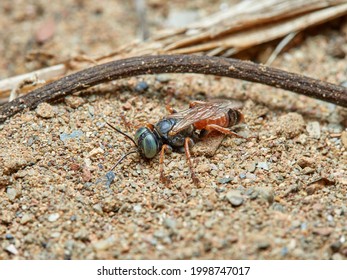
107,100,246,185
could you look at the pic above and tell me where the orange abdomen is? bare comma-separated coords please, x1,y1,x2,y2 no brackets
194,115,229,130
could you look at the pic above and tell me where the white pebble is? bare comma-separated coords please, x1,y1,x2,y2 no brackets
306,122,321,139
48,213,60,222
257,162,269,171
5,244,18,255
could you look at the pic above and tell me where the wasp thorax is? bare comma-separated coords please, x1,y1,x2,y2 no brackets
134,127,161,159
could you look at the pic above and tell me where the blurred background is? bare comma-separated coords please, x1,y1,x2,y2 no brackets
1,0,346,79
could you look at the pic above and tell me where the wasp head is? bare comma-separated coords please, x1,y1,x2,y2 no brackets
134,126,161,159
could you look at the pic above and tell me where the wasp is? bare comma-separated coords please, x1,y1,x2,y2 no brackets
106,100,246,185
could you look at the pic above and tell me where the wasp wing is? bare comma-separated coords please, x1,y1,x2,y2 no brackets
168,100,242,134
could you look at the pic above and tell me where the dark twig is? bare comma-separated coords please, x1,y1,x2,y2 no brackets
0,54,346,123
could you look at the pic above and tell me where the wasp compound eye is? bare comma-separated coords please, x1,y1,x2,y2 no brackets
134,127,160,159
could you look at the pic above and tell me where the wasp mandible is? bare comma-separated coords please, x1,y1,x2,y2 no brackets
107,100,246,185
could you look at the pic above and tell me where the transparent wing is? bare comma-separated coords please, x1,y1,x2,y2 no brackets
168,100,242,134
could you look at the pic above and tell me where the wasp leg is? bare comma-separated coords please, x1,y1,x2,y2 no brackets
203,124,247,139
165,105,177,114
120,112,133,131
159,144,172,185
184,137,200,186
145,123,155,130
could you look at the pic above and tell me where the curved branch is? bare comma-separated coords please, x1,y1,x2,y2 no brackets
0,54,346,123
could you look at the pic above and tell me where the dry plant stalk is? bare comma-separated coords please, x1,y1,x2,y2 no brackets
159,0,347,53
0,55,346,123
111,0,347,58
0,0,346,101
164,3,347,55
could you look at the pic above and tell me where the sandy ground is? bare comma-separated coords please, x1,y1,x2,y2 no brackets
0,1,347,260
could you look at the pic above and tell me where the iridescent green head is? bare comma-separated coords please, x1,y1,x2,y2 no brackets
134,127,161,159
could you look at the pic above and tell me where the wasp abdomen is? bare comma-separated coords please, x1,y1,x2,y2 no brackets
193,109,243,130
193,116,229,130
228,109,244,127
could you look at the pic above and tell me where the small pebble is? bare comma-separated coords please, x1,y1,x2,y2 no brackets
313,227,333,236
296,134,307,144
105,171,116,187
93,236,116,251
74,228,89,241
82,166,91,182
301,223,308,231
245,173,257,180
246,162,256,172
122,102,132,110
20,213,34,225
93,204,103,215
291,220,301,229
257,241,270,250
135,81,149,92
64,96,85,108
330,241,342,252
36,103,55,118
5,234,14,240
306,183,324,195
48,213,60,222
156,74,171,83
302,167,315,175
60,130,84,142
245,188,258,199
306,121,321,139
271,202,285,212
27,136,37,146
154,230,166,239
327,123,343,134
254,187,274,204
5,244,18,255
88,105,95,117
6,188,17,201
210,164,218,170
257,161,269,171
88,147,104,158
297,156,315,168
1,211,13,225
164,218,176,229
276,113,305,139
204,219,214,228
133,204,142,213
51,232,61,238
226,190,244,207
2,152,27,176
334,208,344,216
218,177,232,184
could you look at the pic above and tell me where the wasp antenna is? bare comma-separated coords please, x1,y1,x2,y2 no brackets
110,150,138,171
105,121,138,147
